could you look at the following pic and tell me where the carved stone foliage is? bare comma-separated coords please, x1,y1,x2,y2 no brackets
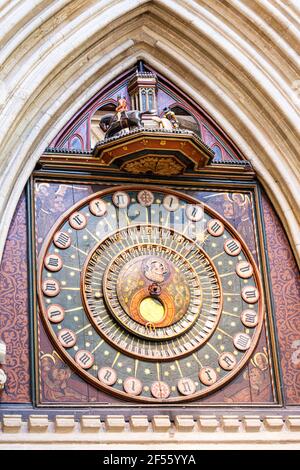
0,194,30,403
262,193,300,404
121,156,184,175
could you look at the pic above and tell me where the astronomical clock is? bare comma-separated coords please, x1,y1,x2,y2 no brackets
1,63,300,456
1,65,291,412
37,185,264,403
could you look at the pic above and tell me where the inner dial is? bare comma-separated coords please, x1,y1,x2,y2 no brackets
83,226,222,360
110,247,195,335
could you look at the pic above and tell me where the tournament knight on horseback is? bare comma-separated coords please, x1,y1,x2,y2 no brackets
115,95,128,122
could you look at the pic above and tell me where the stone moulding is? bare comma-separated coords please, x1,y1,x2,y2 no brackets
0,414,300,448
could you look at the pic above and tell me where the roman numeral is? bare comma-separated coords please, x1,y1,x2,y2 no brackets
47,257,59,267
227,241,239,252
245,290,256,298
181,380,191,392
104,370,112,381
234,333,251,350
130,380,136,391
224,238,241,256
191,207,198,217
240,265,250,273
49,309,61,318
94,201,102,210
203,369,213,382
44,281,57,291
223,355,234,367
245,313,256,323
218,352,236,370
236,335,249,348
58,233,69,245
60,332,74,344
117,195,125,205
47,305,64,323
54,232,71,248
168,197,175,207
78,353,90,365
208,219,224,237
72,215,83,225
210,221,221,232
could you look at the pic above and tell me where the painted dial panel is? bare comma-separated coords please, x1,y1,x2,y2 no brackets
37,186,264,403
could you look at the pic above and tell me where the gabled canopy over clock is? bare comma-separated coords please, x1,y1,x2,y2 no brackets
93,129,214,175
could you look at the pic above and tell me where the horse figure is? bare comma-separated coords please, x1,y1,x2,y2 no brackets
99,110,154,139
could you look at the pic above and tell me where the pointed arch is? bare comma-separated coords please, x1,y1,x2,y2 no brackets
0,0,299,265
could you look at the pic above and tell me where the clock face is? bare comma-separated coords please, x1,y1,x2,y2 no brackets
37,185,264,403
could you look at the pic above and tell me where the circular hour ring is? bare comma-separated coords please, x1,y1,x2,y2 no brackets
37,184,264,404
102,240,206,341
82,225,223,361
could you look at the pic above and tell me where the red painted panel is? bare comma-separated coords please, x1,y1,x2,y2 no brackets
262,192,300,404
0,193,31,403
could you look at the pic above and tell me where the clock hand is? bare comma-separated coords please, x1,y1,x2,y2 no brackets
148,282,162,296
